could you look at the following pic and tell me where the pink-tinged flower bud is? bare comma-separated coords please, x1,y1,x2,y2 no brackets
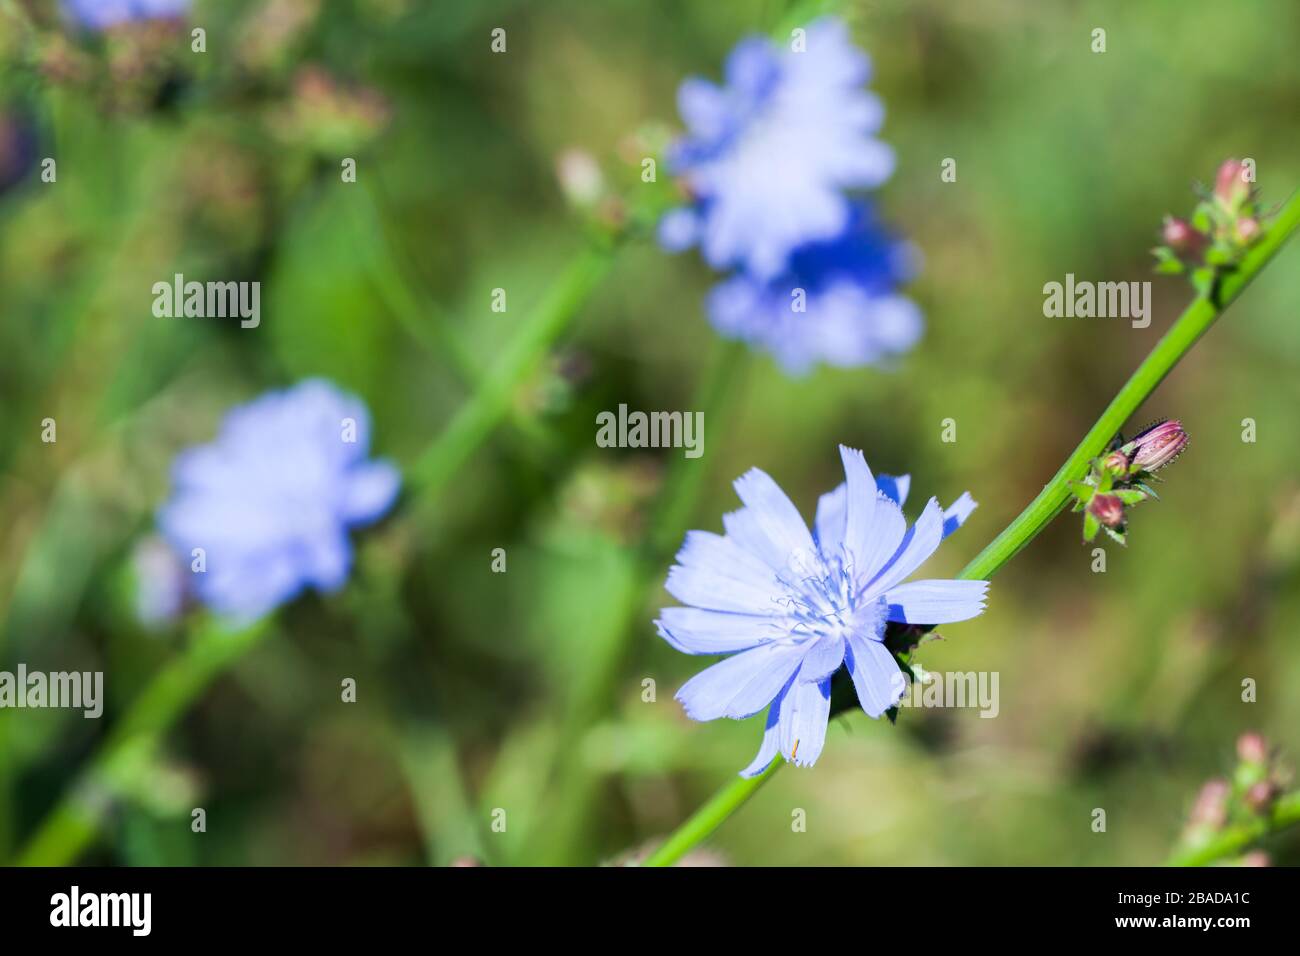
1235,216,1261,243
1087,493,1124,528
1102,451,1129,477
1189,778,1230,830
1236,731,1268,766
1162,216,1205,256
1244,780,1277,814
1215,158,1251,207
1240,851,1271,867
1129,419,1188,473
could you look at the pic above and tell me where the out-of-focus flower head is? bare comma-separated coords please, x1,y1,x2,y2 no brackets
1153,159,1269,294
660,18,895,282
1176,733,1294,861
158,379,400,623
704,204,921,374
557,458,661,545
236,0,322,73
55,0,190,111
267,66,390,155
62,0,189,31
657,446,985,776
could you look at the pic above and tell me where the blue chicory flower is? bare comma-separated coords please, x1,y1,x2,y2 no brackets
659,18,895,282
657,446,986,776
158,379,400,623
63,0,189,31
705,203,921,374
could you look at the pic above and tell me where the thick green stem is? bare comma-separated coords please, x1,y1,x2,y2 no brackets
1167,791,1300,866
15,618,272,866
642,757,781,866
408,240,617,500
961,191,1300,581
642,191,1300,867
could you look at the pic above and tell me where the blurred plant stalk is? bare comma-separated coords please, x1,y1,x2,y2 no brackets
1166,793,1300,866
347,180,560,465
519,339,748,864
12,223,629,866
7,75,691,858
407,238,618,503
643,188,1300,867
16,618,272,866
1167,734,1300,866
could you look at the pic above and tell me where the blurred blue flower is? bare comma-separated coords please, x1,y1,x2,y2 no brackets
705,204,922,374
656,446,985,776
158,379,400,623
660,18,895,281
63,0,188,31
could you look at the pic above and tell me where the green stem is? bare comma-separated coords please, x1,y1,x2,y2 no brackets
642,191,1300,867
523,340,747,864
1167,791,1300,866
642,757,781,866
407,239,617,500
350,183,557,462
961,191,1300,581
15,618,272,866
394,723,488,866
351,184,485,383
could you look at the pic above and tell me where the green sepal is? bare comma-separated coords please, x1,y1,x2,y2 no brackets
1152,246,1186,274
1103,525,1127,547
1083,511,1101,542
1204,245,1232,266
1069,480,1095,504
1191,266,1216,296
883,649,917,723
1114,489,1148,505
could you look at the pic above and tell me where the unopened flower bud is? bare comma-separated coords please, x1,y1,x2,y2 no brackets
1088,493,1124,528
1189,778,1230,830
1215,158,1251,207
1162,216,1205,256
1240,851,1271,867
1236,731,1268,766
1243,780,1277,814
1235,216,1260,244
1102,451,1129,477
1129,420,1188,473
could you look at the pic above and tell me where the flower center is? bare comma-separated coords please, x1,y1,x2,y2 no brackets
775,547,885,644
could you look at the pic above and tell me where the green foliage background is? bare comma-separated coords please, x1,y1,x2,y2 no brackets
1,0,1299,865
